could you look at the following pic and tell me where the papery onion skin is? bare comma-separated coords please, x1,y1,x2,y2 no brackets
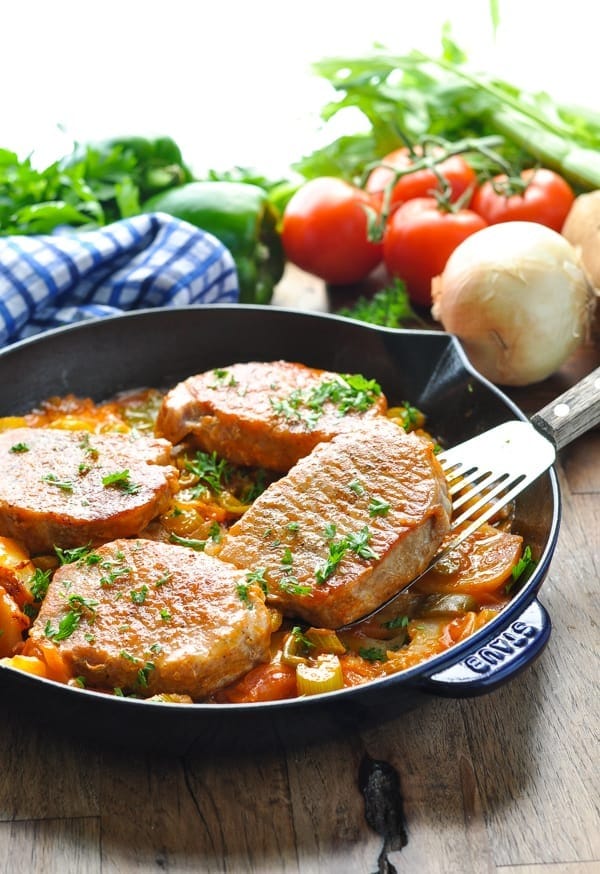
431,221,596,386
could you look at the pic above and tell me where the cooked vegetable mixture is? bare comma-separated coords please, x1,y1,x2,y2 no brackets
0,366,535,703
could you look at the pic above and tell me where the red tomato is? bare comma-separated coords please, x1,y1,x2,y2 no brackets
281,177,383,284
470,168,575,232
383,198,488,306
366,146,477,208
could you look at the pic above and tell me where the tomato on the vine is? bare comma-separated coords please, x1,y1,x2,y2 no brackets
470,168,575,232
281,177,383,285
366,146,477,209
383,198,488,306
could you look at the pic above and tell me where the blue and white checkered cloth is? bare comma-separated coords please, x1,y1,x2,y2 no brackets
0,212,239,348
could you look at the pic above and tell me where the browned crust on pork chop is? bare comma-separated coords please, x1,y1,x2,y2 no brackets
155,360,388,471
217,418,452,628
26,538,272,699
0,428,178,554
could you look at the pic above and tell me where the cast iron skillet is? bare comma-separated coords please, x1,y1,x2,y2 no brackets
0,306,559,753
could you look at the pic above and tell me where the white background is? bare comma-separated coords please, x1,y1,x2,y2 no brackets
1,1,595,177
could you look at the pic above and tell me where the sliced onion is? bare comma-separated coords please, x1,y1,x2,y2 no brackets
431,221,596,386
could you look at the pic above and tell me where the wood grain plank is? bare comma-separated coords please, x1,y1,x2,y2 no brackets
359,699,496,874
497,864,600,874
459,466,600,867
0,817,100,874
0,712,99,821
562,432,600,494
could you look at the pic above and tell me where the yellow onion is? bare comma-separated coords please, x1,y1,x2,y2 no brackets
431,221,596,386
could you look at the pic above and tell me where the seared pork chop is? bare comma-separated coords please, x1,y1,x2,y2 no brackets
218,418,452,627
0,428,178,554
26,538,272,699
155,360,388,471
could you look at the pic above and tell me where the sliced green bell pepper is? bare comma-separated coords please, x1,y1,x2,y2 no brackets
142,181,284,305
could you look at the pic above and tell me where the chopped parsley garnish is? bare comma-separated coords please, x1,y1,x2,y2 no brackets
242,468,268,503
29,567,52,601
281,547,294,567
54,543,95,565
369,497,390,517
137,661,155,688
169,533,206,551
291,625,315,649
246,567,268,593
9,442,29,453
346,526,379,560
236,582,252,606
315,526,378,583
287,522,300,534
130,584,148,605
41,473,73,492
79,434,99,459
208,521,222,543
185,450,232,496
101,469,140,495
66,593,98,614
315,539,348,584
359,646,388,662
159,608,172,622
99,561,131,587
323,523,337,541
506,545,537,593
278,576,313,596
44,611,81,641
383,615,409,630
270,373,381,431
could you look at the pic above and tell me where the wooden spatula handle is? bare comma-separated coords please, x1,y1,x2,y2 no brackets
530,366,600,450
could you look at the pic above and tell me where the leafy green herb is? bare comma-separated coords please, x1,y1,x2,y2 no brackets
369,497,390,517
349,480,365,496
383,615,410,630
236,582,253,606
54,543,95,565
9,442,29,453
359,647,388,662
185,450,232,496
346,526,379,560
159,608,172,622
29,567,52,602
291,625,316,649
246,567,268,593
137,661,155,688
278,576,313,596
315,539,349,584
338,280,424,328
506,545,537,593
78,434,99,459
44,611,80,641
154,572,171,588
169,533,206,551
297,31,600,192
130,585,149,605
41,474,73,492
101,469,140,495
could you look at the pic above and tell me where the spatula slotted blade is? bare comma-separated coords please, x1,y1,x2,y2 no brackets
438,420,556,548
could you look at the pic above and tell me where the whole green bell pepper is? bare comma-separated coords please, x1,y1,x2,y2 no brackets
143,181,284,305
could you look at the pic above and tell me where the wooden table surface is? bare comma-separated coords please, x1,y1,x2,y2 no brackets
1,266,598,874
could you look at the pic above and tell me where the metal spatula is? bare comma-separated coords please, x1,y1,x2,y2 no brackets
341,365,600,629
